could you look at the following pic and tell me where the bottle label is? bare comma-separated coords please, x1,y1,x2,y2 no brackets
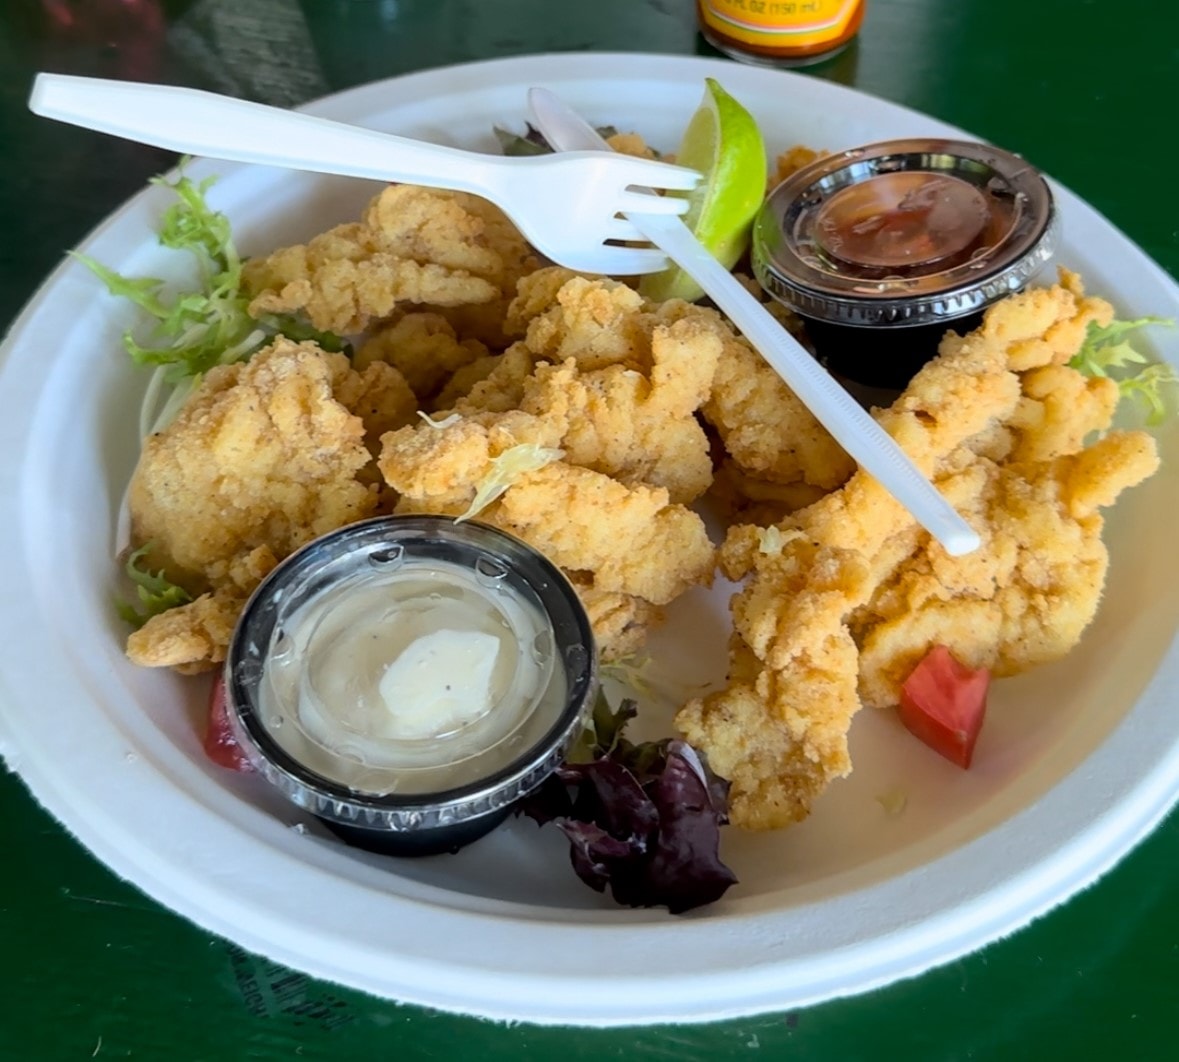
699,0,862,51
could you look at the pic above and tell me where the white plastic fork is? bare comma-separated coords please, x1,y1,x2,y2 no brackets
27,72,700,278
528,87,981,557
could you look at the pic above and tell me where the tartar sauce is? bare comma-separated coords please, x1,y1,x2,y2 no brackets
225,515,597,855
257,555,565,796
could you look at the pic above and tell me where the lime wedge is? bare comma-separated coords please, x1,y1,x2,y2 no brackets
638,78,767,303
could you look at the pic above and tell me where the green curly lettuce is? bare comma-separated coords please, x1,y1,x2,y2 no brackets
1069,316,1177,425
76,164,344,437
116,545,193,629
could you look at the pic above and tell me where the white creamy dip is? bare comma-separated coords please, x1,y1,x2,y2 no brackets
257,556,566,795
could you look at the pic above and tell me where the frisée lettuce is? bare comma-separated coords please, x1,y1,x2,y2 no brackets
1069,315,1177,425
116,544,193,629
76,165,344,438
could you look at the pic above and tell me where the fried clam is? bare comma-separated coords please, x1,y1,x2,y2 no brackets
677,271,1161,831
376,270,736,658
125,337,415,673
242,184,539,338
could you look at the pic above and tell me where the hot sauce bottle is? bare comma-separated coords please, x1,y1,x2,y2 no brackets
697,0,866,67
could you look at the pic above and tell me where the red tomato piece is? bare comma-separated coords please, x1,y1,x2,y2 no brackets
898,645,990,769
203,675,253,773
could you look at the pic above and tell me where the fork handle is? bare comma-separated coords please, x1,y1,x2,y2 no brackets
29,73,503,194
634,214,981,557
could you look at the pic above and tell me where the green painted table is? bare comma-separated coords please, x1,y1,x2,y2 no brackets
2,0,1177,1057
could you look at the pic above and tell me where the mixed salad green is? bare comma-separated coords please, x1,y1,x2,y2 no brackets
1069,316,1176,425
77,165,343,440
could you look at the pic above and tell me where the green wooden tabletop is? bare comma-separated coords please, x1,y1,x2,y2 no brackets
2,0,1178,1057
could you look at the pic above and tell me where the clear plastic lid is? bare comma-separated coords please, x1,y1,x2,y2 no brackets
753,138,1059,327
224,515,597,835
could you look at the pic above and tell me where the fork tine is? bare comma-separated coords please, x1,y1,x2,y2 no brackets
577,246,670,275
602,217,654,243
615,190,693,216
618,158,701,192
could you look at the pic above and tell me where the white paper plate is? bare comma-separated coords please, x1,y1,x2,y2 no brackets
2,53,1178,1028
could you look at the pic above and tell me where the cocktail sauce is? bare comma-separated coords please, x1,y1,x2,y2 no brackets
753,138,1058,391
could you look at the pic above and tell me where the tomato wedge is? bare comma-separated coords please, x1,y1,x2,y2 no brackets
203,674,253,773
898,645,990,769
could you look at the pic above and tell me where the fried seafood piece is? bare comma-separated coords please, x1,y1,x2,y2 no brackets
492,464,715,607
511,271,655,371
702,326,855,493
678,572,866,831
126,586,249,675
513,332,719,505
429,269,636,411
379,408,566,510
507,269,716,373
678,271,1161,830
334,358,420,454
773,145,827,186
354,312,489,405
708,458,832,527
701,274,852,514
604,131,662,160
452,345,542,415
854,430,1159,708
243,185,539,335
379,411,715,655
566,575,665,662
431,353,503,411
380,415,714,605
438,271,730,503
126,339,385,671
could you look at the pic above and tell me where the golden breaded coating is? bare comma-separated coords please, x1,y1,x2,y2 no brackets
129,338,377,583
567,575,665,662
354,312,489,404
854,430,1158,709
703,327,855,492
708,458,832,527
503,267,586,335
475,274,730,502
126,588,247,674
702,274,851,511
677,612,863,831
333,358,420,453
379,409,565,509
243,185,538,335
378,338,717,657
773,145,826,186
1007,363,1119,462
678,272,1161,830
126,339,382,670
604,131,661,159
492,464,715,606
453,345,541,415
514,326,718,504
515,272,654,371
431,354,503,411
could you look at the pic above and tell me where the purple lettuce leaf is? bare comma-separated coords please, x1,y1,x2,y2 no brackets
520,693,737,914
493,123,625,158
628,742,737,914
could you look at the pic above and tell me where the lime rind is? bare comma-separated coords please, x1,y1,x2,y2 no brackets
638,78,767,303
